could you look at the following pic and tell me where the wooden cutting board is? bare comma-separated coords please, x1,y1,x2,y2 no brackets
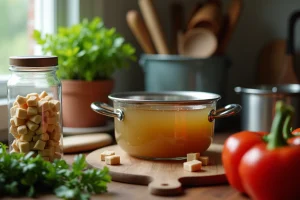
63,133,113,153
86,143,227,196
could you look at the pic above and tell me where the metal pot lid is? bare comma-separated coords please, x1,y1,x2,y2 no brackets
235,84,300,95
108,91,221,104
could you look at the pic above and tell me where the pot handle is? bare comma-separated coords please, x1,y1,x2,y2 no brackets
91,102,124,121
208,104,242,122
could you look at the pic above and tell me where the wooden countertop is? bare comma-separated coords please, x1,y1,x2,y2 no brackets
2,132,250,200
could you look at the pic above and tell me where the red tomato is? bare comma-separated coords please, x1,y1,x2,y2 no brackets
239,143,300,200
222,131,266,193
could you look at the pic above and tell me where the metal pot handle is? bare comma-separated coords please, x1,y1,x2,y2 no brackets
91,102,241,122
208,104,242,122
91,102,124,121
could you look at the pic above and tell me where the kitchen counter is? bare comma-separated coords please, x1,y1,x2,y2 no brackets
3,182,248,200
1,132,250,200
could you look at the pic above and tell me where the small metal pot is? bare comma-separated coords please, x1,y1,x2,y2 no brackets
91,91,241,160
235,84,300,132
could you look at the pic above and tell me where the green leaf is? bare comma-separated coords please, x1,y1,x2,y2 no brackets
4,181,19,195
55,185,77,199
24,151,35,160
114,37,124,48
32,30,44,44
27,185,35,197
79,193,90,200
72,154,87,173
0,143,7,154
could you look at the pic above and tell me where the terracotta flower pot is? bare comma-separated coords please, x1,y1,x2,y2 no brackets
62,79,114,127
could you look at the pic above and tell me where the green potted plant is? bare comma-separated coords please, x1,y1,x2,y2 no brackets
33,17,136,128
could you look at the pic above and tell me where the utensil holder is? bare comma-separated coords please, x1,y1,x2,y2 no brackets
139,54,231,130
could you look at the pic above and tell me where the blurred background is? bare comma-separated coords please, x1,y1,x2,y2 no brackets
1,0,300,137
1,0,300,103
103,0,300,104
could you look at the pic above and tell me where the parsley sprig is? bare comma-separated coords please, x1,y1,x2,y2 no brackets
0,143,111,200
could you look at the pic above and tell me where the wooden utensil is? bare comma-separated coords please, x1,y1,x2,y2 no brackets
256,39,287,84
217,0,242,54
187,0,222,36
126,10,156,54
86,143,226,196
179,28,218,58
186,2,203,27
138,0,170,54
256,11,300,84
170,2,184,54
256,39,298,85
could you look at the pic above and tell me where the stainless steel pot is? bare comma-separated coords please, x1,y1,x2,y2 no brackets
235,84,300,132
91,91,241,160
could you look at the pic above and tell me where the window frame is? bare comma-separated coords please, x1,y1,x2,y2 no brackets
0,0,80,135
0,0,59,98
0,0,104,136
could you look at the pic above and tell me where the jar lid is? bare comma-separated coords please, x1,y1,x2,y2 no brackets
9,56,58,67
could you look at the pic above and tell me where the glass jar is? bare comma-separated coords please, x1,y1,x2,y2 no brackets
7,56,63,161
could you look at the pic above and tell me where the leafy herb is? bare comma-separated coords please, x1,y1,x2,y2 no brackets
0,143,111,200
33,17,136,81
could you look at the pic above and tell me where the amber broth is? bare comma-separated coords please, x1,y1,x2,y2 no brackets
115,106,214,159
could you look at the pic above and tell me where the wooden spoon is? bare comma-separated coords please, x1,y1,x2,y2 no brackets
217,0,242,54
179,28,218,58
126,10,156,54
138,0,170,54
186,2,203,27
187,0,222,36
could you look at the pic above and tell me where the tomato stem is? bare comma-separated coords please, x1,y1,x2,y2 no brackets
267,101,294,150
